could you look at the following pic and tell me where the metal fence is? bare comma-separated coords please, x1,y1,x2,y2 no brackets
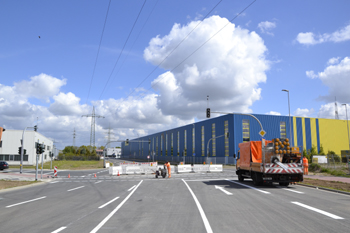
120,154,236,165
312,154,350,174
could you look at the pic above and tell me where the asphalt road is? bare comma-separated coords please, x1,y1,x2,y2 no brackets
0,167,349,233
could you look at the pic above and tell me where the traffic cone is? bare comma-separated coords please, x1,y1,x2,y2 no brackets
94,173,97,178
68,174,70,178
117,171,120,176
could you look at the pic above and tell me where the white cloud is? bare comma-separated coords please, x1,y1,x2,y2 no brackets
327,57,341,65
296,23,350,45
310,57,350,103
258,21,276,35
144,15,269,119
306,70,318,79
294,108,314,117
317,102,349,120
49,92,85,116
265,111,281,115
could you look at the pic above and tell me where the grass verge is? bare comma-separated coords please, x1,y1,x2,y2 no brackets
10,160,105,170
0,180,38,190
302,178,350,193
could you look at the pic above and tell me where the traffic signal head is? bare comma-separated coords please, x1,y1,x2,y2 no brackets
24,149,27,155
36,143,40,154
206,108,210,118
34,125,37,132
18,147,22,155
40,144,45,154
125,139,129,146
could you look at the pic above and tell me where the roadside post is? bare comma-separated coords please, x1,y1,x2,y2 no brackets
54,166,58,178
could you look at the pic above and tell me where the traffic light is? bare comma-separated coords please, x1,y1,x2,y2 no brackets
39,144,45,154
18,147,22,155
148,139,151,144
24,149,27,155
206,108,210,118
36,143,40,154
34,125,37,132
125,139,129,146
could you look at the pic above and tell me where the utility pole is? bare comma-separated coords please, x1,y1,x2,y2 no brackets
82,106,104,151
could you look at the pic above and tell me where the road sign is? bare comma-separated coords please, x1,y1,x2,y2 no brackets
259,130,267,137
147,155,150,159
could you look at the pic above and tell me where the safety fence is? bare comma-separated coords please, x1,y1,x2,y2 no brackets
310,154,350,175
109,162,223,176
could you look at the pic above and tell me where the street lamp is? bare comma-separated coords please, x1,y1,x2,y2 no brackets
342,104,350,154
282,89,293,147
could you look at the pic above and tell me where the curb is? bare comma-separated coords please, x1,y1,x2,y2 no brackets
297,183,350,196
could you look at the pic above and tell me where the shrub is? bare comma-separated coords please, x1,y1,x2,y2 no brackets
309,163,321,172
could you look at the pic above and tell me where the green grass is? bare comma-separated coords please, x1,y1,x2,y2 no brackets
11,160,105,170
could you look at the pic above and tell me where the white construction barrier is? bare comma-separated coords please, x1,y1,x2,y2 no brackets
177,164,192,173
125,166,141,174
209,164,223,172
192,164,210,172
109,166,123,175
105,163,110,168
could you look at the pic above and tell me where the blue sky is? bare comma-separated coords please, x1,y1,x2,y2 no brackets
1,0,350,149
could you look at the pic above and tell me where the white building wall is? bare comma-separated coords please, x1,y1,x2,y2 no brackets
0,130,54,165
106,148,121,157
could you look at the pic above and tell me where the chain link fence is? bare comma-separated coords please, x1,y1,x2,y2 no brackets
311,154,350,175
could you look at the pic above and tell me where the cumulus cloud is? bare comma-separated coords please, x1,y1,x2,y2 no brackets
265,111,281,115
294,108,315,117
308,57,350,103
317,103,349,120
258,21,276,35
296,23,350,45
49,92,85,116
306,70,318,79
144,15,269,119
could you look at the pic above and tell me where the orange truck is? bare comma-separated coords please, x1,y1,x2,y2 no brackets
235,138,303,186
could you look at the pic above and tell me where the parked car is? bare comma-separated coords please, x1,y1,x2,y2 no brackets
0,161,9,170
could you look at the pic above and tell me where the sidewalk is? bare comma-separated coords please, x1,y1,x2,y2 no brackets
0,172,52,181
304,175,350,184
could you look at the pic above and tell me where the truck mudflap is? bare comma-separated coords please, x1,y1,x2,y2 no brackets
264,163,303,174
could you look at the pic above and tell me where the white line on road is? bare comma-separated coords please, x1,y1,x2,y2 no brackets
182,179,213,233
6,196,46,208
292,202,344,219
51,226,67,233
90,180,143,233
67,186,85,192
215,185,233,195
98,197,120,209
283,188,304,194
225,179,271,194
50,181,60,184
185,178,229,182
128,185,136,191
95,181,102,184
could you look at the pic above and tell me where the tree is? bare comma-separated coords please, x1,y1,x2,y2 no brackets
319,144,325,155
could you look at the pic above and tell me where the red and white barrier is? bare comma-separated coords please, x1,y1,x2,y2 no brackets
54,166,58,177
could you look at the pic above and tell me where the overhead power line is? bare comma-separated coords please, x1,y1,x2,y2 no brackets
99,0,147,100
86,0,112,105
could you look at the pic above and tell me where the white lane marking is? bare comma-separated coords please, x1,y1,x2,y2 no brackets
225,179,270,194
81,176,85,177
67,186,85,192
283,188,304,194
292,202,344,219
182,179,213,233
6,196,46,208
90,180,143,233
98,197,120,209
51,226,67,233
95,181,102,184
50,181,60,184
185,178,229,182
128,185,136,191
215,185,233,195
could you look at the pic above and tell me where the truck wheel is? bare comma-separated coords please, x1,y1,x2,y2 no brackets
252,172,262,186
238,172,244,181
155,174,158,178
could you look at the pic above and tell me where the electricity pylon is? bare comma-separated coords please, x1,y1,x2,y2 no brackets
82,106,104,150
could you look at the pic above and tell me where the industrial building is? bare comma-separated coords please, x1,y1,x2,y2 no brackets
0,129,54,165
121,113,350,164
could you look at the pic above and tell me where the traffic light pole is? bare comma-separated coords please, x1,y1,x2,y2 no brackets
20,125,36,174
41,142,44,179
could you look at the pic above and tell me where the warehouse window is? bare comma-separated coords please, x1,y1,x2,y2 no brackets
166,134,168,156
201,126,205,156
280,121,286,139
171,133,173,156
243,119,250,142
225,120,229,157
177,131,180,156
212,123,216,156
184,130,187,156
192,127,195,156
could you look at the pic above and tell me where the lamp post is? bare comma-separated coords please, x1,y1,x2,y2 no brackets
282,89,292,147
342,104,350,154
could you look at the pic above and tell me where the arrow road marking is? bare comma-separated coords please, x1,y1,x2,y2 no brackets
225,179,271,194
215,185,233,195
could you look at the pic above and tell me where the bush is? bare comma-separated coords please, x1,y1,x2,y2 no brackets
309,163,321,172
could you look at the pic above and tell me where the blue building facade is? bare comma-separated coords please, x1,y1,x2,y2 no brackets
121,113,350,164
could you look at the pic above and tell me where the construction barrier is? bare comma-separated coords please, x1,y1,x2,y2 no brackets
177,164,192,173
109,166,123,175
105,163,110,168
125,166,142,174
192,164,210,172
54,166,58,177
209,164,223,172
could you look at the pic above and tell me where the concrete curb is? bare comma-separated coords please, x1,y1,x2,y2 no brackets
297,183,350,196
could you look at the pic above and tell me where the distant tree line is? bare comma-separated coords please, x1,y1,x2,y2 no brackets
58,145,100,161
